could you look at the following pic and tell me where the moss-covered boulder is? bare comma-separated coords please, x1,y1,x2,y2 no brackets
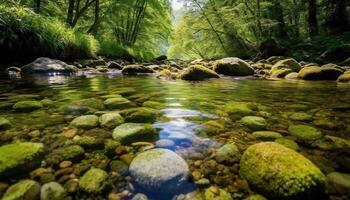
240,116,267,131
13,100,43,112
72,98,104,111
326,172,350,195
179,65,219,80
0,117,12,130
270,68,293,78
311,135,350,151
285,72,299,80
112,123,157,145
213,57,254,76
40,182,68,200
45,145,85,165
298,66,343,80
2,180,41,200
224,102,254,120
289,112,313,121
240,142,326,199
70,115,99,129
271,58,301,72
252,131,282,141
0,142,44,177
214,143,240,163
120,107,159,123
79,168,108,193
288,125,323,141
122,64,155,75
99,112,124,129
104,97,133,109
142,101,165,109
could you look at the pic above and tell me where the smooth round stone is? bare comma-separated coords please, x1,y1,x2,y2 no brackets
41,182,67,200
109,160,128,175
129,148,190,193
240,116,267,131
0,117,12,130
275,138,299,151
112,123,157,145
214,143,240,163
12,100,43,112
70,115,99,129
289,112,313,121
2,180,41,200
252,131,283,141
155,139,175,149
104,97,132,109
204,187,233,200
131,193,149,200
326,172,350,194
288,125,323,141
79,168,108,193
99,112,124,129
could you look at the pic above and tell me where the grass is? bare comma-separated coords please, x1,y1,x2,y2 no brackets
0,5,99,63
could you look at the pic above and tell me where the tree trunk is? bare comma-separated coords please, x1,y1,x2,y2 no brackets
308,0,318,38
327,0,350,33
88,0,100,34
34,0,41,13
67,0,75,26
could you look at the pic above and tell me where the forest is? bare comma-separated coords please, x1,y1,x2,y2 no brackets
0,1,350,200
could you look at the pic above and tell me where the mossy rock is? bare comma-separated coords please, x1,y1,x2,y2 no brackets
326,172,350,195
214,143,241,163
270,68,293,78
122,64,155,74
275,138,299,151
289,112,313,122
271,58,301,72
45,145,85,165
298,66,343,80
79,168,108,193
72,98,104,110
112,123,157,145
0,142,44,178
224,102,254,120
73,136,101,148
104,97,133,109
99,112,124,129
0,117,12,130
70,115,99,129
288,125,323,141
13,100,43,112
120,107,159,123
244,194,267,200
252,131,282,141
311,135,350,151
142,101,165,109
285,72,299,80
2,180,41,200
213,57,254,76
337,72,350,83
179,65,219,80
240,116,267,131
204,187,233,200
240,142,326,199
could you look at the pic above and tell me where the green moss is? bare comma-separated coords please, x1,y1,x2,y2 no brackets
99,112,124,129
112,123,157,145
224,102,254,120
275,138,300,151
213,57,254,76
298,66,343,80
2,180,40,200
240,116,267,131
204,187,233,200
79,168,108,193
45,145,85,165
0,117,12,130
252,131,282,141
179,65,219,80
142,101,165,109
271,59,301,72
288,125,323,141
289,112,313,121
104,97,133,109
240,142,326,199
0,142,44,176
120,107,159,123
270,68,293,78
13,101,43,112
70,115,99,129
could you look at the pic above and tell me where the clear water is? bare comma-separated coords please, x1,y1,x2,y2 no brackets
0,73,349,199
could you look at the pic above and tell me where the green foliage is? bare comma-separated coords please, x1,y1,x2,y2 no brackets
0,4,98,63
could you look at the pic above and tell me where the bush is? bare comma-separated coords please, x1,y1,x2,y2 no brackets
0,5,99,64
98,40,134,61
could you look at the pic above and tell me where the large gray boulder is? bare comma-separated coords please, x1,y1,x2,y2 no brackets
129,149,190,193
21,57,77,74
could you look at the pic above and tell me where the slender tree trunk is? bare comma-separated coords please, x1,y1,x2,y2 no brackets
67,0,75,26
88,0,100,34
34,0,41,13
308,0,318,38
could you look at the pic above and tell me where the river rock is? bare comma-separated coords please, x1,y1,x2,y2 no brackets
298,66,343,80
109,160,128,175
79,168,108,193
70,115,99,129
214,143,240,163
244,194,267,200
107,61,123,69
240,116,267,131
129,148,190,193
204,187,233,200
252,131,282,141
271,58,301,72
40,182,67,200
99,112,124,129
0,117,12,130
213,57,254,76
120,107,159,123
112,123,157,145
2,180,41,200
337,72,350,83
21,57,77,74
179,65,219,80
45,145,85,165
104,97,133,109
122,65,155,74
0,142,44,177
13,100,43,112
288,125,323,141
224,102,254,120
289,112,313,121
274,138,299,151
240,142,325,199
326,172,350,194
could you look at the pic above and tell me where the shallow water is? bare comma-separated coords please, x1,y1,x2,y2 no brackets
0,73,350,199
